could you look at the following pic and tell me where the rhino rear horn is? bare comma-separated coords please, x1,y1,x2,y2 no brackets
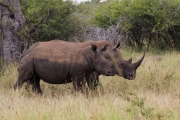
127,58,132,64
133,51,145,70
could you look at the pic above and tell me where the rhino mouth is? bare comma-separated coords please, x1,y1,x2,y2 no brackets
124,75,134,80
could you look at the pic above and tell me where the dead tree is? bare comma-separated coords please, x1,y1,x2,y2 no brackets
0,0,25,63
73,20,127,46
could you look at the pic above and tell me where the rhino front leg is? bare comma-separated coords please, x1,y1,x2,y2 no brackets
71,74,86,92
85,71,100,90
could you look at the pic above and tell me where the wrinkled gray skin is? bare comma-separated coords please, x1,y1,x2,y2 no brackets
16,40,145,93
14,41,116,93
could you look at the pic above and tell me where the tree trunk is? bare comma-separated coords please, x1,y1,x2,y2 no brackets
0,0,25,62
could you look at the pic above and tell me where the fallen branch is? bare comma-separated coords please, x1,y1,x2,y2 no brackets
164,69,175,79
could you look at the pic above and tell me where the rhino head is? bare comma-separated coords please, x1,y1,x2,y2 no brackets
86,44,116,76
116,52,145,80
102,42,145,80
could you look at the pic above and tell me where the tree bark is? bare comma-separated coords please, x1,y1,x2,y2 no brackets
0,0,25,62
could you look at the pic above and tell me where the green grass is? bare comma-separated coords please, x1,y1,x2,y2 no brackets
0,50,180,120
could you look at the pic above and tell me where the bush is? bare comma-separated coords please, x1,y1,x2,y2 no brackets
20,0,83,47
93,0,180,50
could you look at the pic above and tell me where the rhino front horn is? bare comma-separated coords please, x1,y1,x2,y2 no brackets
133,51,145,70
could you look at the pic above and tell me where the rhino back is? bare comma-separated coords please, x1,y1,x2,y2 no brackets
21,42,40,59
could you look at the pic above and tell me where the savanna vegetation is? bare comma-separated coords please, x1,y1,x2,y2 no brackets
0,50,180,120
0,0,180,119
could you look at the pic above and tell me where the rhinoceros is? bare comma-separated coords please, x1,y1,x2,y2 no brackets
45,40,145,89
14,41,116,93
17,40,145,92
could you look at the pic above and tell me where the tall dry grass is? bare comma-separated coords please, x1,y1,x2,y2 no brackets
0,50,180,120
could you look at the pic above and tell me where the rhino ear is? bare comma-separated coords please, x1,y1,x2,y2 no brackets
91,44,97,52
112,41,121,51
100,44,109,51
116,41,121,48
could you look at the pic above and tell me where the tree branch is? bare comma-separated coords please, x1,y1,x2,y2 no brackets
21,9,50,51
29,9,50,34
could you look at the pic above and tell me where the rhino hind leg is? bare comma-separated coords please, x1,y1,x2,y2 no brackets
14,60,34,91
14,71,34,90
72,74,86,92
31,75,42,94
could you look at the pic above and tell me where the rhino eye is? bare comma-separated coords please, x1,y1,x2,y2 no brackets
100,61,104,65
120,63,124,66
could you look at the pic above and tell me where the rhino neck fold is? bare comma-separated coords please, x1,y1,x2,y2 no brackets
85,54,95,73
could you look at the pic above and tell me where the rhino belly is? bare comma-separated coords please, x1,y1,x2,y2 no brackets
34,60,71,84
